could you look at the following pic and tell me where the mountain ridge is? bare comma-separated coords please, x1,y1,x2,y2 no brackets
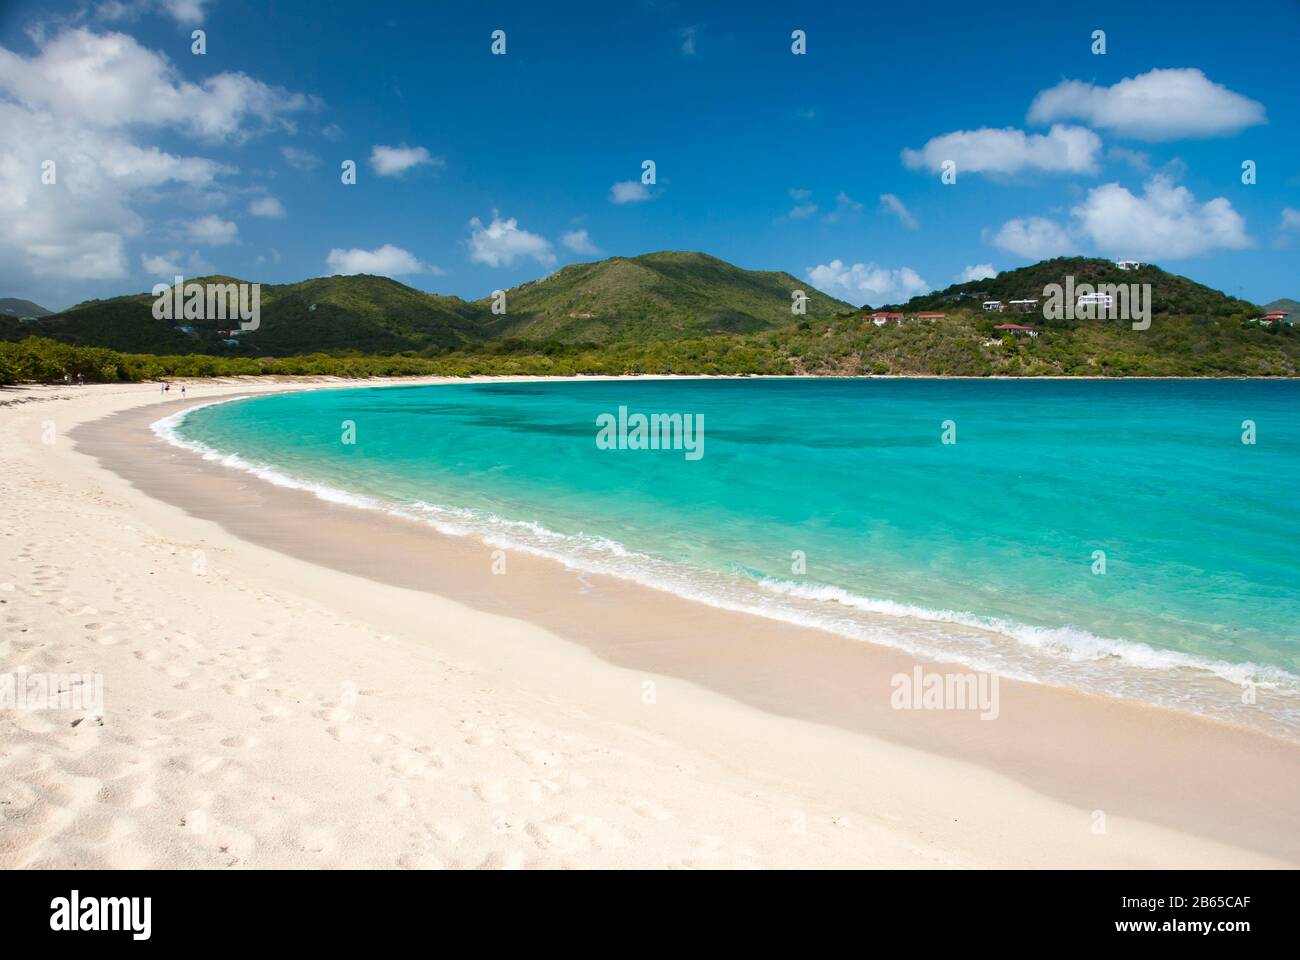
4,252,853,355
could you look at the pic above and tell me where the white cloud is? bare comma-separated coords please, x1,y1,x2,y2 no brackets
959,264,998,283
1281,209,1300,232
280,146,321,170
806,260,929,306
609,180,652,204
879,193,918,229
1028,68,1266,142
1070,176,1249,258
0,100,225,281
326,243,433,276
141,251,183,275
990,217,1076,259
248,196,285,218
161,0,208,25
561,229,600,255
467,213,554,268
0,28,317,141
0,27,314,289
902,124,1102,176
186,214,237,246
990,176,1250,261
369,143,441,177
141,248,213,276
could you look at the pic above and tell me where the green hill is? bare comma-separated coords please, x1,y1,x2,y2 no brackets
889,257,1259,322
8,253,851,355
5,254,1298,380
0,298,51,319
16,275,486,356
766,257,1295,377
475,251,853,343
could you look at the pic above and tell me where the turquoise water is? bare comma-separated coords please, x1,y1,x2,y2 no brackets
165,378,1300,735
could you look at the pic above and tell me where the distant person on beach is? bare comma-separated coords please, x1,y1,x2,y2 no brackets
181,384,187,397
77,373,83,386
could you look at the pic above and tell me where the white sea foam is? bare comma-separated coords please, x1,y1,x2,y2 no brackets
151,400,1300,739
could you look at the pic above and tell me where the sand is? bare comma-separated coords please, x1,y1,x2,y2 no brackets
1,377,1297,869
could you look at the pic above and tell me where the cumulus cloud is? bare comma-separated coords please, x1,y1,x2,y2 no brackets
1028,68,1266,142
326,243,434,276
902,124,1102,177
990,217,1077,259
0,100,225,281
248,196,285,218
0,27,314,290
1071,176,1249,258
369,143,442,177
0,28,317,141
959,264,998,283
879,193,918,229
141,251,183,276
561,229,600,255
806,260,930,306
990,176,1250,261
141,249,213,276
1281,209,1300,232
185,214,238,246
609,180,652,204
467,213,554,267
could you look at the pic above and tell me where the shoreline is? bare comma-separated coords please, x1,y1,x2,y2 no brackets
4,377,1297,867
156,385,1300,742
79,381,1300,862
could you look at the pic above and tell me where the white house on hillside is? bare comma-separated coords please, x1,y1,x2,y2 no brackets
1076,292,1114,310
1115,260,1143,271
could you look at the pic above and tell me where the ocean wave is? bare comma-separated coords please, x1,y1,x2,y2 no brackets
754,577,1300,695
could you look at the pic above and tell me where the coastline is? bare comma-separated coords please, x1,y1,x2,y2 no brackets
4,376,1298,868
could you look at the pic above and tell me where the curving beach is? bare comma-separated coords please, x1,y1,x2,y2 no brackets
1,378,1297,869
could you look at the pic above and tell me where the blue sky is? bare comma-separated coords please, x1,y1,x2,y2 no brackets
1,0,1296,311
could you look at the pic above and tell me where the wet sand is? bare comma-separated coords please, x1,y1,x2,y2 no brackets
58,381,1300,866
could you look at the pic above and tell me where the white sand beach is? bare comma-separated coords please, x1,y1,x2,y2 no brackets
2,378,1297,869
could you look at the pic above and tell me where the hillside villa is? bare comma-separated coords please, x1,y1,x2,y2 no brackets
995,323,1038,338
1076,292,1114,310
